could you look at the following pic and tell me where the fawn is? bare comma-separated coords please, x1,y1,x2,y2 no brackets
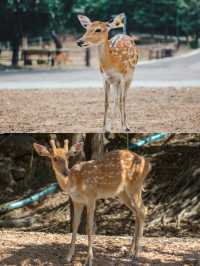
33,139,151,265
77,14,139,132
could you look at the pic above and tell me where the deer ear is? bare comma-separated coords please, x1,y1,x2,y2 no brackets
107,13,125,30
33,143,50,157
68,142,83,157
77,15,91,29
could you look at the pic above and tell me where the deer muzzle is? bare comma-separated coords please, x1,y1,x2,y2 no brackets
62,169,68,176
77,39,85,47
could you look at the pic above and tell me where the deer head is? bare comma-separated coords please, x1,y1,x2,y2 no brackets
33,140,83,177
77,13,125,47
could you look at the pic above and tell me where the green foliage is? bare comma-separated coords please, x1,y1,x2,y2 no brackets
74,0,199,43
0,0,74,43
0,0,199,41
0,0,75,64
0,0,199,52
178,0,200,45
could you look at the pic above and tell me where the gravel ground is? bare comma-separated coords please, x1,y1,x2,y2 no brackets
0,87,200,133
0,230,199,265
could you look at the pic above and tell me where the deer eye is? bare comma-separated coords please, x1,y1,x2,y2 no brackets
95,28,101,33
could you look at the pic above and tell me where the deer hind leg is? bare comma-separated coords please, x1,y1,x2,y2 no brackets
118,192,142,258
121,81,131,132
66,201,84,262
86,201,96,266
119,82,125,131
103,80,111,132
129,193,146,257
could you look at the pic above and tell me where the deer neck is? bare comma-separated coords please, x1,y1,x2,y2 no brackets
98,36,111,69
54,170,69,192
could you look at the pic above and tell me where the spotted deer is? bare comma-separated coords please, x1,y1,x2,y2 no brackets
33,139,151,266
77,14,139,132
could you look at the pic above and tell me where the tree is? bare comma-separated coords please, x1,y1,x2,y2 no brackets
178,0,200,47
0,0,75,66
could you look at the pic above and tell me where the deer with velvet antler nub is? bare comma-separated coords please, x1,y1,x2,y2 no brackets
77,13,139,132
33,139,151,265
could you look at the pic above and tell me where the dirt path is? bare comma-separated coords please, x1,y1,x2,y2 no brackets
0,230,199,265
0,87,199,133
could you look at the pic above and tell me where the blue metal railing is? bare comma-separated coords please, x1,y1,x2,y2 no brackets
0,183,58,214
129,133,169,150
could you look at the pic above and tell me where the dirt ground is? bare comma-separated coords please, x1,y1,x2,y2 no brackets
0,87,200,133
0,230,199,266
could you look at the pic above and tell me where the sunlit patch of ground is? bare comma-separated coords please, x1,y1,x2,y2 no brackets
0,87,200,133
0,230,199,265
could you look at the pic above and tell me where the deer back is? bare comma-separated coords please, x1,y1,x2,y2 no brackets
68,150,150,201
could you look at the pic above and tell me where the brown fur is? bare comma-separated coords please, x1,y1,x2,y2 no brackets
77,15,139,131
80,21,138,75
33,139,151,265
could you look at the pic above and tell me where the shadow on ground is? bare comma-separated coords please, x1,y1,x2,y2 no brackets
1,240,199,266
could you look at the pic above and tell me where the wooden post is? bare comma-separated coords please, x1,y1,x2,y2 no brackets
149,49,153,60
85,48,90,67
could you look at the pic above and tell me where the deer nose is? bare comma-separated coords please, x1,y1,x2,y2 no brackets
77,39,84,47
63,169,68,176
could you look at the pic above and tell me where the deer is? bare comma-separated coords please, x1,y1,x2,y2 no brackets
33,139,151,266
77,14,139,132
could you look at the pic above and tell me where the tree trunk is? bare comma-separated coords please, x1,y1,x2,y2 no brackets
195,32,199,48
11,37,20,67
164,27,168,42
12,1,21,67
85,133,104,160
84,134,104,233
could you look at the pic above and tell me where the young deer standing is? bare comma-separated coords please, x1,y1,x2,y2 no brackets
77,14,139,132
33,139,151,265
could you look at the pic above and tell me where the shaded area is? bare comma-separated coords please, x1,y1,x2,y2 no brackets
0,134,200,238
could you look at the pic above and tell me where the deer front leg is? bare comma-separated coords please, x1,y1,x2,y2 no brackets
66,201,84,262
85,201,96,266
103,80,111,132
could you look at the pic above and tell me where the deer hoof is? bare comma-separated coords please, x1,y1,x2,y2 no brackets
128,251,139,265
124,126,130,132
129,246,139,258
103,122,112,133
66,253,73,263
84,258,93,266
61,256,72,265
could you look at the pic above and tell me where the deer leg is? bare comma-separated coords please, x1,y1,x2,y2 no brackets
118,191,134,211
103,81,111,132
85,201,96,266
66,201,84,262
111,82,121,128
119,82,125,131
118,192,140,259
112,85,117,125
130,195,146,257
122,82,131,132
